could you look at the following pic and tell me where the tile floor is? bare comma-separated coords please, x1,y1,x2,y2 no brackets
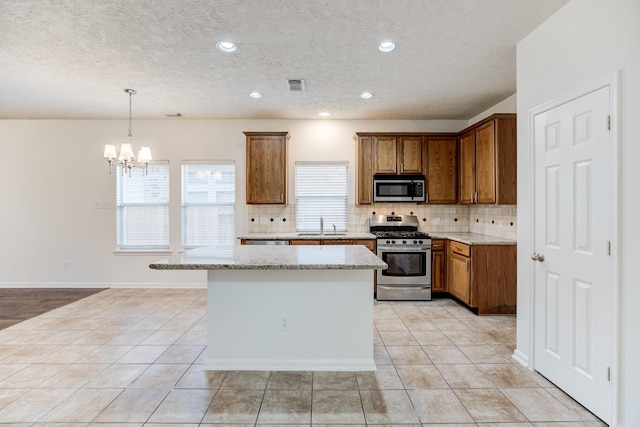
0,288,605,426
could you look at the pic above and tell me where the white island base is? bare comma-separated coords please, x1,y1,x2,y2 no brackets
205,269,375,371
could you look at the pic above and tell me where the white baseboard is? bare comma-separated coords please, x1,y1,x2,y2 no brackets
512,349,529,367
0,282,206,289
205,358,377,372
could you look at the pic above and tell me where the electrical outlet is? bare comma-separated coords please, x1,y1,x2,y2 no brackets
434,217,442,225
280,317,291,331
63,260,70,270
259,217,268,225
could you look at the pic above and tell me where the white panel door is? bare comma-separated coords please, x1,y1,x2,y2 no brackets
533,86,611,423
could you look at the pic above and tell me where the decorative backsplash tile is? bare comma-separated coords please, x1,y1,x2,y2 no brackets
248,203,516,239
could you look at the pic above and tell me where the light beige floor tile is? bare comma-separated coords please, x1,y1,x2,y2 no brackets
374,317,408,331
44,344,100,363
454,388,528,423
0,388,28,410
93,388,168,423
0,388,75,422
386,345,431,365
155,345,205,364
0,363,68,388
0,364,29,383
401,317,438,331
423,345,471,364
128,317,169,331
39,388,122,422
411,330,453,346
476,364,542,388
458,344,513,363
257,389,311,424
140,329,185,346
432,318,471,331
70,330,121,345
201,389,263,424
360,389,420,424
146,389,215,423
41,330,89,345
437,364,496,389
266,371,312,390
477,423,533,426
544,388,601,421
356,365,404,390
173,330,207,345
378,330,419,345
159,316,199,331
374,345,392,364
408,389,474,423
105,330,155,346
220,370,270,390
420,306,456,319
443,330,487,345
313,371,358,390
530,422,607,427
130,363,189,388
311,389,364,424
1,344,62,363
0,345,24,361
85,363,149,388
41,363,109,388
116,345,169,363
174,364,227,389
501,388,584,422
82,345,135,363
396,365,449,389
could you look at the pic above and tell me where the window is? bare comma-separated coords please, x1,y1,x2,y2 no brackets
116,162,170,250
295,162,348,232
181,161,235,248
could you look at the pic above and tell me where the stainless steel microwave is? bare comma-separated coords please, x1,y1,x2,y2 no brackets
373,174,426,202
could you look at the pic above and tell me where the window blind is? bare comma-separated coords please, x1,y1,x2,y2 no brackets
116,162,170,250
181,161,235,248
295,162,348,232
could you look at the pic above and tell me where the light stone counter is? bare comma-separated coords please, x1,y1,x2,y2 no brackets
430,232,516,245
237,232,377,241
149,244,387,271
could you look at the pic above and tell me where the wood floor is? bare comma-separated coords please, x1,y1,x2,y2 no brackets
0,288,107,330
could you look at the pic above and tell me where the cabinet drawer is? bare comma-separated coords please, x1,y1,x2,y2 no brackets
449,241,471,257
431,239,445,251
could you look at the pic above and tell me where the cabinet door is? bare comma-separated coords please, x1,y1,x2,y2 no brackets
431,239,447,292
474,121,497,204
458,130,476,205
356,136,373,204
448,252,471,304
323,240,354,245
424,136,457,204
355,239,376,252
398,136,422,174
290,240,320,245
373,136,398,174
245,133,287,204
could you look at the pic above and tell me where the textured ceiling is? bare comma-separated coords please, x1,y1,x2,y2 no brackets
0,0,568,120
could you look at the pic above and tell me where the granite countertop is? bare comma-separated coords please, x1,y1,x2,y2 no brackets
430,232,516,245
238,232,377,240
149,244,387,271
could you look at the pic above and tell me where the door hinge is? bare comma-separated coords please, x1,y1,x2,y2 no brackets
607,115,611,130
607,240,611,256
607,366,611,382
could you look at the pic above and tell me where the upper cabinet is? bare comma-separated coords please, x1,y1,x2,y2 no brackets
244,132,289,205
355,135,374,205
423,135,458,204
458,114,517,205
373,135,423,174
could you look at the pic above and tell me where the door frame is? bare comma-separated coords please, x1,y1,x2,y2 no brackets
526,72,620,425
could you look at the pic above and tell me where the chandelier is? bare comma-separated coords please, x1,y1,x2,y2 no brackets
103,88,152,176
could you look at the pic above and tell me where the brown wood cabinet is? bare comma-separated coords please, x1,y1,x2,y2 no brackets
458,114,516,205
447,240,516,315
424,136,458,204
431,239,447,292
373,135,423,175
244,132,288,204
355,135,373,205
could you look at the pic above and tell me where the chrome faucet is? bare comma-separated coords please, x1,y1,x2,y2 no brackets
320,216,324,235
332,224,336,234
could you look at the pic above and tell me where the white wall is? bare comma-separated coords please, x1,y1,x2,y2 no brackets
468,93,517,125
0,118,466,288
516,0,639,425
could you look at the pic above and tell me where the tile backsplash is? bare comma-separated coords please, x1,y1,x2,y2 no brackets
247,203,516,239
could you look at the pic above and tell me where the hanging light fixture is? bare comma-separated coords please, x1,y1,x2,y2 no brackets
103,88,152,176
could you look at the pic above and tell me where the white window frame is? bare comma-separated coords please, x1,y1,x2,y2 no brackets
181,161,235,249
295,161,349,233
115,161,170,252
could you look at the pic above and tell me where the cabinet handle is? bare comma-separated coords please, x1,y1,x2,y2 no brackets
400,162,404,173
280,193,283,202
466,259,470,271
426,193,429,203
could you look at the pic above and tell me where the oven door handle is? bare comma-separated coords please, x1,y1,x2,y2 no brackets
377,246,431,253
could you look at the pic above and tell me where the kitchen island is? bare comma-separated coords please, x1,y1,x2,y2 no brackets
150,244,387,371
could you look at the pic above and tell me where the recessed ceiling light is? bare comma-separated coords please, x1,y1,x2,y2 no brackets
216,41,237,53
318,112,331,117
249,91,262,98
360,91,373,99
377,41,396,53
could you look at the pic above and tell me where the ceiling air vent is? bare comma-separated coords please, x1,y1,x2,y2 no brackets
287,79,305,92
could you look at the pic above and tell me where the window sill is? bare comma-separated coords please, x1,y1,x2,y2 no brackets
113,249,172,256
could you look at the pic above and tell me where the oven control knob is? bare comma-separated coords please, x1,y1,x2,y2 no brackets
391,240,396,244
386,240,390,244
419,240,423,244
413,240,418,244
402,240,407,244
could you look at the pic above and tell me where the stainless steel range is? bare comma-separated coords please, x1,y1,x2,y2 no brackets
370,214,432,301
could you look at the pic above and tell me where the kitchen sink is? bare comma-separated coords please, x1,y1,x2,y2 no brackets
296,233,347,236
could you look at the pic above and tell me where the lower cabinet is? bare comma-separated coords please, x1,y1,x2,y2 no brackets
447,240,516,315
431,239,447,292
